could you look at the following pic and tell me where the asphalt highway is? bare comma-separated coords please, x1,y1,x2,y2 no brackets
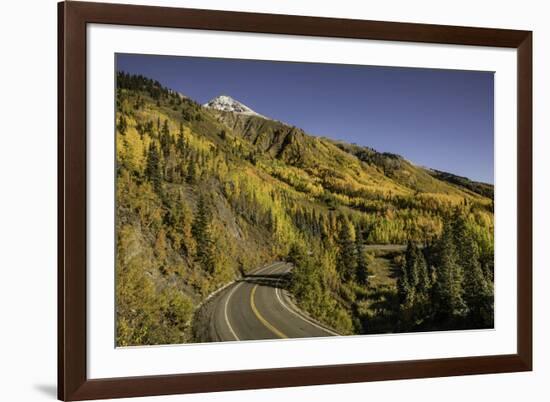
207,262,339,341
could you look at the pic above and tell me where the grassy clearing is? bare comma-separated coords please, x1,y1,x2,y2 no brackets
353,248,402,334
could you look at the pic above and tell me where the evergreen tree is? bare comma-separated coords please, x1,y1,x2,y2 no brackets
355,227,369,285
406,241,420,290
186,158,197,184
288,242,307,268
182,109,193,121
160,119,171,158
400,243,429,297
191,194,215,274
397,241,417,309
117,115,128,135
288,242,326,319
454,214,493,326
336,216,357,282
145,142,162,192
415,245,431,296
396,242,430,330
177,123,186,155
433,219,466,319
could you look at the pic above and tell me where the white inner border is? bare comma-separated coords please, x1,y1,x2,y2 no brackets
88,24,517,379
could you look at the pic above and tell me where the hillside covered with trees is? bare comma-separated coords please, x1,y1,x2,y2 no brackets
115,72,494,346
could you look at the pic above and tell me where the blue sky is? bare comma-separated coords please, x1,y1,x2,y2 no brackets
117,53,494,184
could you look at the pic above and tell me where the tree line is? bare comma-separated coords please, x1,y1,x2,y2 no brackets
397,210,494,330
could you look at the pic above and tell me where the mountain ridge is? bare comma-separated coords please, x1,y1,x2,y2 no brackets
206,106,492,201
203,93,492,190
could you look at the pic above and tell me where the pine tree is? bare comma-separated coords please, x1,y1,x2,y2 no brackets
177,123,186,155
186,158,197,184
355,226,369,285
336,215,357,282
117,115,128,135
145,142,162,192
160,119,171,158
191,194,215,274
406,241,420,290
454,214,492,326
288,242,322,312
399,241,430,301
397,267,412,306
398,241,417,309
433,219,466,319
288,242,306,268
415,245,431,296
154,227,167,261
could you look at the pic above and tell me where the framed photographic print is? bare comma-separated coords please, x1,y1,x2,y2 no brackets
58,1,532,400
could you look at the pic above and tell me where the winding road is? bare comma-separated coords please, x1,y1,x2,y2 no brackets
206,262,339,342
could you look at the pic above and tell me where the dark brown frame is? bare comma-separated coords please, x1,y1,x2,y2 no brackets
58,1,532,400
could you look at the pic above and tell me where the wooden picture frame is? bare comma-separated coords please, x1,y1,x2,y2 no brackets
58,1,532,400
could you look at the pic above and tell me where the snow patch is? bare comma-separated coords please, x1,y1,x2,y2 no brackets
203,95,266,118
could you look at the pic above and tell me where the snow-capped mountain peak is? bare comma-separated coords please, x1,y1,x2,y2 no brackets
203,95,264,118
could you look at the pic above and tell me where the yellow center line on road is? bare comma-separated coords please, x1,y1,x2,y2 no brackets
223,262,283,341
250,284,288,339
